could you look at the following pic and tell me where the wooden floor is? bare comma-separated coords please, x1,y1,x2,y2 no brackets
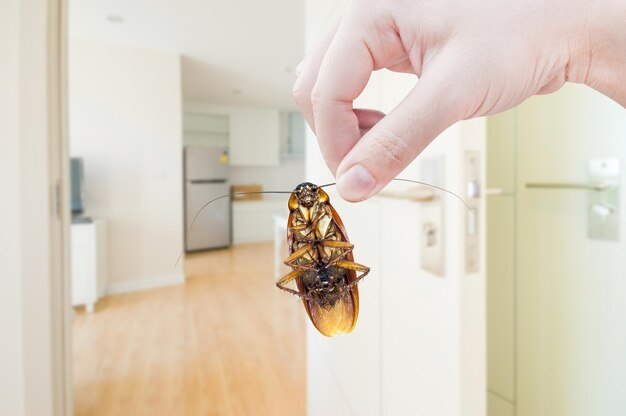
73,242,306,416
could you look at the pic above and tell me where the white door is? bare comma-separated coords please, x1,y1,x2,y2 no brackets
487,84,626,416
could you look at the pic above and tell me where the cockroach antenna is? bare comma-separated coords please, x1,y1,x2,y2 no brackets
175,179,475,268
174,190,292,268
318,179,475,213
392,178,477,213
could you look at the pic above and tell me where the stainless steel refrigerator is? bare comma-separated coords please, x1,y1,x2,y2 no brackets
184,146,231,251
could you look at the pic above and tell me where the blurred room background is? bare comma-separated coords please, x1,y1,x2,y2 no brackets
2,0,625,415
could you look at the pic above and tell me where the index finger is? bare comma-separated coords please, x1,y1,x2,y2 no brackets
293,17,341,132
311,27,374,174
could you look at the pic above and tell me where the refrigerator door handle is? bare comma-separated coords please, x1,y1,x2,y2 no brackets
189,179,228,184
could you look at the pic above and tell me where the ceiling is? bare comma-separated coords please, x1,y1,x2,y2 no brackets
69,0,305,110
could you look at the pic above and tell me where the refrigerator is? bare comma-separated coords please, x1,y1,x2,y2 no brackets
184,146,231,251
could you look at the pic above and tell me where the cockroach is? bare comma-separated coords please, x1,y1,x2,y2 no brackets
277,182,368,336
178,178,473,337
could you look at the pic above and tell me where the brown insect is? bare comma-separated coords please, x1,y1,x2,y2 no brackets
276,182,369,337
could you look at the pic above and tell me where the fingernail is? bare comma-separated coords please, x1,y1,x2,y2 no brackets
337,165,377,201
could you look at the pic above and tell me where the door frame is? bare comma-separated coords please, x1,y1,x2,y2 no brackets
19,0,71,414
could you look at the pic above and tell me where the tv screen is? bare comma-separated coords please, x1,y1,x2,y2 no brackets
71,158,84,216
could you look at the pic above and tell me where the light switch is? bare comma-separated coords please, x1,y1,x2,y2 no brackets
419,156,445,277
423,223,437,246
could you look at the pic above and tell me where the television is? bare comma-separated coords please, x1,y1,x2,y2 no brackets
70,158,85,216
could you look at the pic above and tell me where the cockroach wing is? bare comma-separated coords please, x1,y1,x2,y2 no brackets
287,199,360,337
305,290,358,336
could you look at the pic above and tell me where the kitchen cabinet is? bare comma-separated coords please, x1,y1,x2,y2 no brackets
184,112,229,133
183,112,229,147
229,109,280,166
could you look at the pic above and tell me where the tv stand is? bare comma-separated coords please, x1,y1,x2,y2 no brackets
71,219,108,312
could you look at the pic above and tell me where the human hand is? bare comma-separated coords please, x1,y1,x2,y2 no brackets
293,0,626,202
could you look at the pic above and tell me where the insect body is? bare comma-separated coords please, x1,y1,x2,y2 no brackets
276,182,370,337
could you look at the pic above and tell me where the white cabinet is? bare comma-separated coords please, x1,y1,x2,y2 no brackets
71,219,108,312
183,112,229,147
233,200,284,244
229,109,280,166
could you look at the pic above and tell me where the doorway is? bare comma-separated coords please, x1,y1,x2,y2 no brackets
487,84,626,415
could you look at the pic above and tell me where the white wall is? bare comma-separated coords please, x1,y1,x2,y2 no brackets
69,38,184,288
0,0,24,414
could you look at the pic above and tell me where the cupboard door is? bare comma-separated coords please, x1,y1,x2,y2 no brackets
229,109,279,166
488,392,514,416
487,196,516,402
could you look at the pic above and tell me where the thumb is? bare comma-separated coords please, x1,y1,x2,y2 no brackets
335,52,469,202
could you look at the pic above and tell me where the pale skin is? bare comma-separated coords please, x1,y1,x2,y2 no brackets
293,0,626,202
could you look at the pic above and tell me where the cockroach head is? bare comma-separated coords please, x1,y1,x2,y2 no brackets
293,182,319,208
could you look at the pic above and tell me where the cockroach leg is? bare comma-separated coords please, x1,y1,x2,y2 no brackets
276,269,307,297
325,249,352,266
320,240,354,250
289,223,308,231
283,243,318,271
334,260,370,274
335,260,371,292
319,240,354,265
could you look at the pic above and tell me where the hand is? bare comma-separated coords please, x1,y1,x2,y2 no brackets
293,0,626,202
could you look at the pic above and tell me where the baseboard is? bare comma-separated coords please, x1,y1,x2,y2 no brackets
106,272,185,295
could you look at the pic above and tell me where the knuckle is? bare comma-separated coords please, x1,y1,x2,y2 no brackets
292,82,310,109
372,127,412,169
294,60,306,78
309,87,326,108
310,83,338,110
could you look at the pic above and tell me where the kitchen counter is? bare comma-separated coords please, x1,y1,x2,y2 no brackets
232,199,287,244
